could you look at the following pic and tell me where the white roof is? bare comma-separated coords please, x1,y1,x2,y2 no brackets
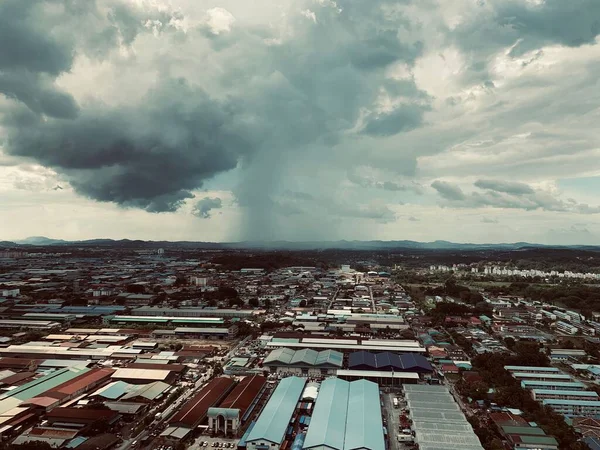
336,370,419,379
111,368,171,381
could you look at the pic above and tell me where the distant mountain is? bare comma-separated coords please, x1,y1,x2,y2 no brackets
3,236,599,251
15,236,69,245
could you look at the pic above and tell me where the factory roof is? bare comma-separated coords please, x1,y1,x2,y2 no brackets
44,368,114,398
542,399,600,406
122,381,170,401
520,380,586,389
91,381,132,400
2,366,90,401
345,380,385,450
336,370,419,380
348,351,432,372
263,348,343,367
512,373,572,380
170,377,236,428
266,341,425,353
246,376,306,445
504,366,561,372
218,375,267,417
303,378,349,450
532,389,598,397
111,368,171,381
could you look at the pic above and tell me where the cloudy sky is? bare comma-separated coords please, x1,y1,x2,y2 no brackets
2,0,600,244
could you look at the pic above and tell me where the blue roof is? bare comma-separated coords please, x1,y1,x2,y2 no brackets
246,376,306,445
504,366,560,372
348,351,432,372
533,389,598,397
345,380,385,450
303,379,349,450
521,380,586,389
303,379,384,450
543,399,600,406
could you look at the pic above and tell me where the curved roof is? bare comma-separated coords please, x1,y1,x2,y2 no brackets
246,376,306,445
303,378,349,450
345,380,385,450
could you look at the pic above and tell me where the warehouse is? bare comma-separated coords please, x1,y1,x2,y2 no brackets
172,326,238,340
0,319,60,330
348,351,432,373
264,337,425,354
1,366,91,401
520,380,587,391
403,384,484,450
263,348,343,375
46,407,120,430
335,370,419,386
542,399,600,416
42,368,115,402
303,378,385,450
170,377,236,429
105,316,225,326
504,366,562,374
245,376,306,450
511,372,573,382
531,389,599,401
111,368,176,384
132,307,259,318
207,375,267,435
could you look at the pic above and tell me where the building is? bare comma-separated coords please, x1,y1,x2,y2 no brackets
511,373,573,382
348,351,432,373
520,380,587,391
171,326,238,340
556,321,578,335
262,348,343,376
542,399,600,417
111,368,177,384
531,390,599,401
504,366,562,375
170,377,236,429
303,378,385,450
245,376,306,450
403,384,484,450
264,336,426,354
132,307,259,318
207,375,267,435
335,370,419,386
550,349,587,362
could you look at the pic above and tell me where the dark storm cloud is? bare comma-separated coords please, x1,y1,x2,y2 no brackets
431,180,467,201
5,79,251,212
192,197,223,219
474,179,535,195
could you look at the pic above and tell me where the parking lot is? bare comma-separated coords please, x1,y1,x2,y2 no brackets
189,436,238,450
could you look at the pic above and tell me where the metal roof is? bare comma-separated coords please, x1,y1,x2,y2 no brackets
246,376,306,445
520,380,586,389
542,399,600,406
111,368,171,381
303,378,349,450
91,381,132,399
122,381,170,400
264,348,343,367
336,370,419,379
504,366,561,372
348,351,432,372
532,389,598,397
266,341,426,353
345,379,385,450
2,366,90,401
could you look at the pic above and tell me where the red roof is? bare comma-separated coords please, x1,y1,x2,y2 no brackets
0,358,38,369
218,375,267,417
0,371,36,385
441,364,459,373
46,368,114,397
170,377,235,428
489,412,528,427
47,407,119,423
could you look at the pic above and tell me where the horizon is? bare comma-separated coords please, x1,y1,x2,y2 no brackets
2,1,600,245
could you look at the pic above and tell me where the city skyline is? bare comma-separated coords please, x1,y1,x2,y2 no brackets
2,1,600,244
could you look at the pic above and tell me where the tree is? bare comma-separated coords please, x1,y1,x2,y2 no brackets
504,337,516,350
248,297,259,308
264,299,271,310
299,299,307,307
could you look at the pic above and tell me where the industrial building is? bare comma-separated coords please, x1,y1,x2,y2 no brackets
111,368,177,384
262,348,343,375
542,399,600,417
170,377,236,429
520,380,587,391
531,389,599,401
348,351,432,373
105,315,225,326
207,375,267,435
504,366,562,375
131,307,260,318
335,370,419,386
403,384,484,450
511,372,573,382
303,378,385,450
264,336,426,354
245,376,306,450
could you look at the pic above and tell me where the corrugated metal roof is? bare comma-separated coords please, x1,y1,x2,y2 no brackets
111,368,170,381
344,380,385,450
122,381,170,400
303,378,349,450
263,348,343,367
246,376,306,445
3,366,90,401
91,381,132,399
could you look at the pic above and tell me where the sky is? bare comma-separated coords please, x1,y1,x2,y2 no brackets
2,0,600,244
